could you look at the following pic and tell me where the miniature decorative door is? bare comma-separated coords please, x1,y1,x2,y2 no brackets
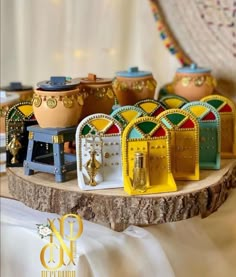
76,113,123,190
182,101,221,169
134,99,166,116
201,95,236,158
159,95,189,109
110,106,146,128
156,109,199,180
5,102,39,167
122,116,176,195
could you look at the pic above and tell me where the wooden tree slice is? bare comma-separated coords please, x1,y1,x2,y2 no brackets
7,159,236,231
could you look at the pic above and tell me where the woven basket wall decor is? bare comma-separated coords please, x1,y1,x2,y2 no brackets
149,0,236,100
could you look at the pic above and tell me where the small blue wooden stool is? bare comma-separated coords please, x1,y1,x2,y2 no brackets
24,125,77,182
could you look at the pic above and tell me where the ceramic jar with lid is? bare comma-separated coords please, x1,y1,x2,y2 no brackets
77,73,116,119
173,63,217,101
0,82,34,101
112,67,157,106
32,76,83,128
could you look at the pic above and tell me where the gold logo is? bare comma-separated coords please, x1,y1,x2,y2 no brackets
63,96,74,108
33,95,42,107
40,214,83,270
106,88,114,99
77,95,84,106
47,98,57,109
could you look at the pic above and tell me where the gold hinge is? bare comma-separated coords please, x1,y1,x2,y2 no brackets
52,135,64,144
28,131,34,140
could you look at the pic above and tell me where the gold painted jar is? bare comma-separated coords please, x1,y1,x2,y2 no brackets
1,82,34,101
112,67,157,106
32,77,83,128
77,73,116,119
173,63,217,101
0,90,20,133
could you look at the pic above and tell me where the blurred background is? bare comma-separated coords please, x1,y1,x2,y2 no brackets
0,0,180,95
1,0,235,100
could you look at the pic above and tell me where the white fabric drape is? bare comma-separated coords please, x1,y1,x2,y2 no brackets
1,191,236,277
0,0,179,95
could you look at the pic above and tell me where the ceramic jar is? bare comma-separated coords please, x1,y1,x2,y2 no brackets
1,82,34,101
77,73,116,119
112,67,157,106
0,90,20,133
173,63,217,101
32,77,83,128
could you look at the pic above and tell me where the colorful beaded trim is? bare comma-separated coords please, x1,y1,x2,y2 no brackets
201,95,235,114
182,101,221,152
148,0,192,66
111,106,147,128
134,99,166,116
159,95,189,109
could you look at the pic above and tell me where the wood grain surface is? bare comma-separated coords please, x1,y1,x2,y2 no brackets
7,159,236,231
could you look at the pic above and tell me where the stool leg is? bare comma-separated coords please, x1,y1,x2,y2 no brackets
24,139,34,175
53,143,65,182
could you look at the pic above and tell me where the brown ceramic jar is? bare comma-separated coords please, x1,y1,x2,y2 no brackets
77,73,116,119
1,82,34,101
173,63,217,101
112,67,157,106
32,77,83,128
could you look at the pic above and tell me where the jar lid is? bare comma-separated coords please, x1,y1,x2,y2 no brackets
0,90,20,104
116,67,152,78
177,63,211,74
78,73,112,84
37,76,80,91
1,82,33,91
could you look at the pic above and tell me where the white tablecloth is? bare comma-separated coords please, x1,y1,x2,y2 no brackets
1,190,236,277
